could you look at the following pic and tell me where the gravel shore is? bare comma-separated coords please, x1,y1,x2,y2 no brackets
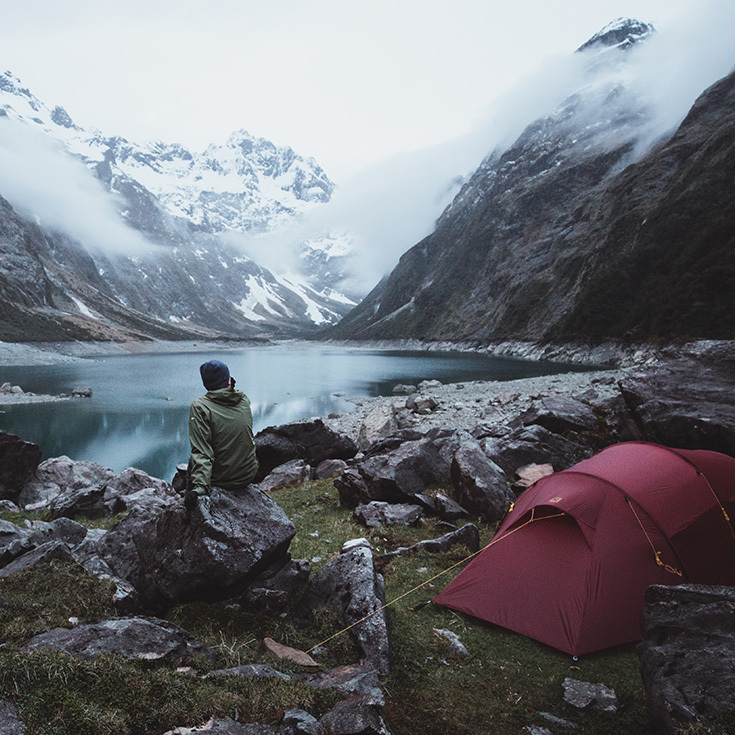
323,366,626,443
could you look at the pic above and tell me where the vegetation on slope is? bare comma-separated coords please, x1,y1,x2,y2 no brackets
0,480,655,735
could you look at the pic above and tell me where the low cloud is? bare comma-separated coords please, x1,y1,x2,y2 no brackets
250,0,735,298
0,117,157,256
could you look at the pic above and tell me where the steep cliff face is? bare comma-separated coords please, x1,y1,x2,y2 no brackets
331,23,735,343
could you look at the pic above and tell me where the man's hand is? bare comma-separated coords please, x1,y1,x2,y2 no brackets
184,489,199,511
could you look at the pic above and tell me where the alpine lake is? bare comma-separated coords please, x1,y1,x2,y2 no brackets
0,342,595,484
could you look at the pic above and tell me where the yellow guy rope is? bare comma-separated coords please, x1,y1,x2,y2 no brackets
306,507,566,655
697,470,735,540
625,498,683,577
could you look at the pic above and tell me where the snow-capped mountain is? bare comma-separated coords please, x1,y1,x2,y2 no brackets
0,69,355,341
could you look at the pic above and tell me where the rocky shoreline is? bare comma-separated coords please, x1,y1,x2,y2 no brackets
324,367,625,444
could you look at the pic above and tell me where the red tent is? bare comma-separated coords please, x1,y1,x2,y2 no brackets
434,442,735,656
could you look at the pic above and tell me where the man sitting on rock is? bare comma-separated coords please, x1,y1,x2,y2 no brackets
185,360,259,510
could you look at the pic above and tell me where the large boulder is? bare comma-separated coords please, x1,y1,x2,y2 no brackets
32,461,179,520
336,439,450,508
97,485,296,612
0,431,41,501
618,346,735,455
24,616,219,666
480,424,593,476
638,584,735,734
451,439,514,522
255,419,357,482
18,456,115,511
513,395,600,434
297,540,390,676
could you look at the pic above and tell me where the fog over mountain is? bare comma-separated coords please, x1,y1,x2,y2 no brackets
329,12,735,343
282,1,735,294
0,70,358,341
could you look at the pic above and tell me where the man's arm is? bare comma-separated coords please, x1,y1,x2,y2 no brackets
188,402,214,496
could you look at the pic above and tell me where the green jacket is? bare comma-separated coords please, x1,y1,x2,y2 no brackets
188,386,259,495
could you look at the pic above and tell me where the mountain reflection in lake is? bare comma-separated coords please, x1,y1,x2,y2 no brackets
0,343,593,483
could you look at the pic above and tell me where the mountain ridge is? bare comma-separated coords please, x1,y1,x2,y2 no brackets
328,19,735,344
0,68,355,341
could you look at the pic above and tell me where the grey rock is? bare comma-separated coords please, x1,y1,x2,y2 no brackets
391,384,417,395
638,584,735,735
254,419,357,482
71,386,93,398
24,616,219,666
102,467,178,514
0,520,31,566
243,557,311,615
433,492,470,521
406,395,438,415
514,395,600,434
538,712,579,729
298,543,390,676
314,459,348,480
0,699,27,734
98,485,295,612
380,523,480,561
357,403,399,451
317,700,392,735
361,430,425,458
337,439,450,508
353,501,423,528
260,460,314,492
27,517,89,547
451,439,514,522
18,456,115,511
0,500,20,513
0,540,74,578
0,431,42,501
481,424,592,476
562,678,618,713
618,349,735,456
296,664,385,706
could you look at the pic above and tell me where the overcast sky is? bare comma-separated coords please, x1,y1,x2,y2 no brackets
0,0,698,182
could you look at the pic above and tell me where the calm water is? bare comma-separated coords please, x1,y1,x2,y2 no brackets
0,343,593,483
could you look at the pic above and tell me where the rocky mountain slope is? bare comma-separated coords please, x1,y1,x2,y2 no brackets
330,19,735,343
0,70,355,341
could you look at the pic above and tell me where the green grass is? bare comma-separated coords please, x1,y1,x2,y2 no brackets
0,478,714,734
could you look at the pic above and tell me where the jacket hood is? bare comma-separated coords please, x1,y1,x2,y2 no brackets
205,387,244,406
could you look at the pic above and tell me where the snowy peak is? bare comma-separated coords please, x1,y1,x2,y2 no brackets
576,18,655,54
0,67,356,339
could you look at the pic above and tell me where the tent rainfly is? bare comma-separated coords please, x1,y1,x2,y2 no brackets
434,442,735,656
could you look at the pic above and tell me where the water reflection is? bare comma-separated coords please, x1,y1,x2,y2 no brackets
0,343,595,482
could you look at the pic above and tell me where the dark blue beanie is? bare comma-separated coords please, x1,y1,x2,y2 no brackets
200,360,230,391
